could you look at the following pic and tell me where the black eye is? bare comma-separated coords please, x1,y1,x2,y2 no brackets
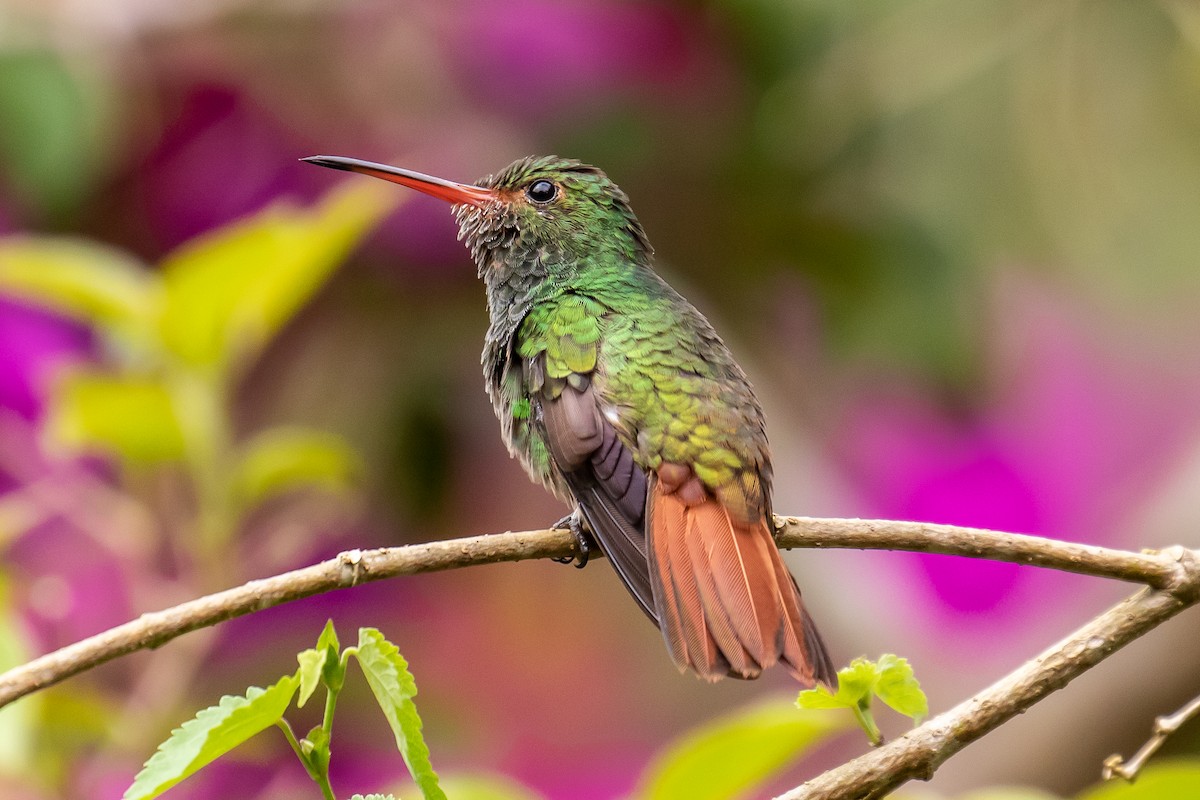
526,180,557,203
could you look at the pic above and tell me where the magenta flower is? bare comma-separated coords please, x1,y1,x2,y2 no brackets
137,84,318,249
453,0,699,116
0,298,91,421
836,282,1199,631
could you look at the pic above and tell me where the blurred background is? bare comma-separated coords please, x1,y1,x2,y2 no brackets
1,0,1199,797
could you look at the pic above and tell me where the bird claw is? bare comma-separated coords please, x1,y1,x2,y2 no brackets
551,510,594,569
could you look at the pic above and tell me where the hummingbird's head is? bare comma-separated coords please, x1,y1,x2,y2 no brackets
302,154,650,284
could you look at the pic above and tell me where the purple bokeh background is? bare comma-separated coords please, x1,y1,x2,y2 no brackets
2,2,1200,798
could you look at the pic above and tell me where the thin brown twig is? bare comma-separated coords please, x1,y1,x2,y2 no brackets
1103,690,1200,781
0,518,1185,714
776,517,1177,587
0,517,1193,800
776,545,1200,799
0,527,575,711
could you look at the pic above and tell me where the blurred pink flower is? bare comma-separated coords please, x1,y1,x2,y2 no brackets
137,84,319,249
8,522,133,652
0,298,91,421
836,280,1200,625
453,0,698,116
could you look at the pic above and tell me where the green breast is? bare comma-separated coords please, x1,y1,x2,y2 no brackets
506,273,771,519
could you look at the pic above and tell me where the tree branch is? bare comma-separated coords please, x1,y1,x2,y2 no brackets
776,546,1200,799
0,516,1194,800
775,517,1178,587
1103,689,1200,781
0,527,575,711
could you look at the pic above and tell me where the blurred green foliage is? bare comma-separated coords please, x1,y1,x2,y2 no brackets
0,182,395,794
634,699,848,800
0,49,111,219
0,181,394,549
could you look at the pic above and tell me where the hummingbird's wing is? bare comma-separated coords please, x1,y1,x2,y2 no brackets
539,374,657,621
517,295,657,621
518,290,834,687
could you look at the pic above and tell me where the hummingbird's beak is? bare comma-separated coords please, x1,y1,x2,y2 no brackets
301,155,497,207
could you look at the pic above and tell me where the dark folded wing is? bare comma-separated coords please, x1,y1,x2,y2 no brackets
539,376,655,622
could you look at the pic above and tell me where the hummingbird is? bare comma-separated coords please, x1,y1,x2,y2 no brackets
303,154,836,687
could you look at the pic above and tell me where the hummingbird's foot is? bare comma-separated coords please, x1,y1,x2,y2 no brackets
551,509,594,569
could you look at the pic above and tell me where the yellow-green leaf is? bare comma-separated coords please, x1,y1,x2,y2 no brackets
158,180,396,373
123,675,299,800
874,654,927,723
1078,762,1200,800
45,370,185,464
355,628,446,800
232,427,362,509
0,577,37,772
0,236,159,345
296,649,324,709
959,790,1064,800
297,620,345,707
635,699,848,800
436,775,546,800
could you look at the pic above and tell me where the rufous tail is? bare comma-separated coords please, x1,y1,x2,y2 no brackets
647,478,836,687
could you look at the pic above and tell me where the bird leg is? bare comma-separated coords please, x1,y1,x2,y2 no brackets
551,507,595,569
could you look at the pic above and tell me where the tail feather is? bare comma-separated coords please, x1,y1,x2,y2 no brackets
685,510,759,678
768,543,837,686
649,480,725,680
647,474,834,688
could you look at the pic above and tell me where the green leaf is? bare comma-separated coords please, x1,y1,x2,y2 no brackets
123,674,299,800
0,50,110,216
232,427,362,509
302,724,331,777
0,577,37,772
958,790,1064,800
798,655,928,723
296,649,324,709
46,370,186,464
355,628,446,800
297,620,344,707
873,654,927,723
792,688,846,710
316,618,340,655
158,180,397,373
316,620,344,691
635,698,849,800
798,656,927,746
0,236,159,346
436,775,546,800
796,658,873,712
1078,762,1200,799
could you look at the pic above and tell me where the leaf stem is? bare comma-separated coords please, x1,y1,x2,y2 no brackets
277,717,336,800
277,717,306,761
323,671,340,738
314,769,337,800
851,700,882,747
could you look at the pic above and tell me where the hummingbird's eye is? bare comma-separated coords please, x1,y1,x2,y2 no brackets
526,179,558,204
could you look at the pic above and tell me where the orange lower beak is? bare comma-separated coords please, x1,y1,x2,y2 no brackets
302,156,497,207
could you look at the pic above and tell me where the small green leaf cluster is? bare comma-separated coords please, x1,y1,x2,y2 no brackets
797,654,928,745
123,621,445,800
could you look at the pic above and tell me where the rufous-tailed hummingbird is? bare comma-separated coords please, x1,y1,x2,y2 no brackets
303,154,836,687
